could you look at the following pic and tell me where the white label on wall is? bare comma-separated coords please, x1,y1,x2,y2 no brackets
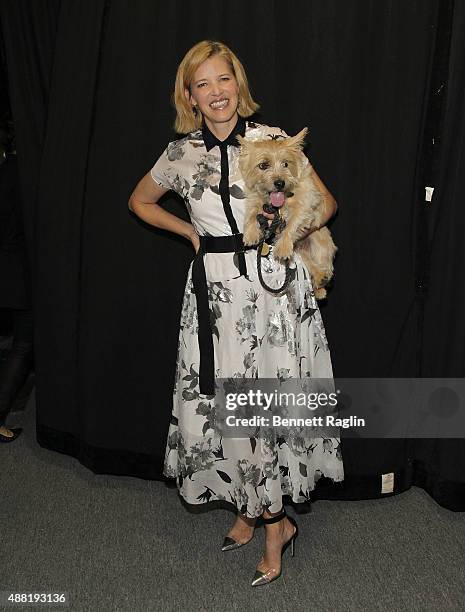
381,472,394,494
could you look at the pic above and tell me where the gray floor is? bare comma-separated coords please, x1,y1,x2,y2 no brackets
1,391,464,612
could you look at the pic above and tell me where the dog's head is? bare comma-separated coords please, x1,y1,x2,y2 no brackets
236,127,308,206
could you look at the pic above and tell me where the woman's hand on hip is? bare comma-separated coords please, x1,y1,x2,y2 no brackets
189,230,200,254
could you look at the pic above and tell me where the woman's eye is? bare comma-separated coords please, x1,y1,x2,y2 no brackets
258,162,269,170
197,82,207,88
221,76,230,81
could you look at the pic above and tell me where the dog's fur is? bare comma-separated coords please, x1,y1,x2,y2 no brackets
236,128,337,299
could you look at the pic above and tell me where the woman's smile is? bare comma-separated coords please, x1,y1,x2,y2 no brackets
210,98,230,111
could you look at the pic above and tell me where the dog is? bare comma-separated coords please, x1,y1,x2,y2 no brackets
236,128,337,299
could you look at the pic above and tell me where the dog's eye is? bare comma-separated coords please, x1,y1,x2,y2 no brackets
281,161,289,168
258,162,269,170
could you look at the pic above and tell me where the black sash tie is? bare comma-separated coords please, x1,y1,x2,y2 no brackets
192,234,256,395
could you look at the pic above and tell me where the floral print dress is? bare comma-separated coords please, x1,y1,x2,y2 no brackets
150,118,344,518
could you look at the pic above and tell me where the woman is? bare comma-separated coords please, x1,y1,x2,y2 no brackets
129,40,344,586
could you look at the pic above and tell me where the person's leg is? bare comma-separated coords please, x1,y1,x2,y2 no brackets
253,506,297,582
224,512,257,545
0,308,33,436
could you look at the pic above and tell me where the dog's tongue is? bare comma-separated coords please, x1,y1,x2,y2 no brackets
270,191,285,207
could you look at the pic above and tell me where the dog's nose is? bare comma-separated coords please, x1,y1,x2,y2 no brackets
274,179,285,190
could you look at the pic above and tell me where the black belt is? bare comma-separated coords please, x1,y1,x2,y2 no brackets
192,233,257,395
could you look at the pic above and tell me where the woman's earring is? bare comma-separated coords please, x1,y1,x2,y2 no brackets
192,105,198,116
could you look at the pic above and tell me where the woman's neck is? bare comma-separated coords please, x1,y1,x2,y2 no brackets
204,113,239,142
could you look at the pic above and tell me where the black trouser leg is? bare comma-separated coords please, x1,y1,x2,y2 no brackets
0,308,34,427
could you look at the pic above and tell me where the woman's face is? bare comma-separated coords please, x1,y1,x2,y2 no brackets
186,55,239,126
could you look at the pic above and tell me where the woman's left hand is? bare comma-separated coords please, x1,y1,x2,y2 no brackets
261,208,315,239
261,209,283,232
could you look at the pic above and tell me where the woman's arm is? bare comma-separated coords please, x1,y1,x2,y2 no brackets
295,167,338,238
128,173,200,252
309,166,338,221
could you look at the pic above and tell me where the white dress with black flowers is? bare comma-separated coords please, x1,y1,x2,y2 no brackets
150,120,344,518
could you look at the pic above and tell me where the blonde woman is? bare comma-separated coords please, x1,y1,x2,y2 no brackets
129,40,344,586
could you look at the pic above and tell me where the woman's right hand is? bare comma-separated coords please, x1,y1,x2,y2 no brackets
189,230,200,254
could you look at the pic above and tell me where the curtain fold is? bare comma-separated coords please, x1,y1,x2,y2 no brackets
413,0,465,511
0,0,61,277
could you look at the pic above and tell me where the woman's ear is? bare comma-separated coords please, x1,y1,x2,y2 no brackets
184,87,191,104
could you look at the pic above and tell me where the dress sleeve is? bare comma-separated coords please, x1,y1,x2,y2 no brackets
150,145,177,192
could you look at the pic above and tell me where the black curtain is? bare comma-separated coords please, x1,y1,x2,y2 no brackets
1,0,463,509
412,0,465,510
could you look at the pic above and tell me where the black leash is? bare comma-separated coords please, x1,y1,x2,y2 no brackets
256,204,294,294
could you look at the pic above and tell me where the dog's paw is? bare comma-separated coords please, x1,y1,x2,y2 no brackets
243,224,261,246
320,273,332,286
314,286,327,300
273,235,294,260
313,270,333,288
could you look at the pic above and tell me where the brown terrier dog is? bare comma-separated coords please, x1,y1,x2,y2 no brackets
236,128,337,299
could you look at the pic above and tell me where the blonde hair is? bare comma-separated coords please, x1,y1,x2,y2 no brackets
172,40,260,134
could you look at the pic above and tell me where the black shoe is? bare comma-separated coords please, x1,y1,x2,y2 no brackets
0,427,23,443
251,508,298,586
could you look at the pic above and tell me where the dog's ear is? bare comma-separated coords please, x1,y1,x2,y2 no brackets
286,127,308,149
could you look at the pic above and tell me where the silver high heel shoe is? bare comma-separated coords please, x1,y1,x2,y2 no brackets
221,514,257,551
221,534,254,552
251,508,298,587
0,427,23,443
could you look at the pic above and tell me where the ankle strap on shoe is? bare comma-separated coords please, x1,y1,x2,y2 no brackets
262,508,286,524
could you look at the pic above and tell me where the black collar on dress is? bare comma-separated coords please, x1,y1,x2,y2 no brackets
202,114,246,152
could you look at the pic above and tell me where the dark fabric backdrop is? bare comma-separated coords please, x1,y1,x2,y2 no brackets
1,0,464,510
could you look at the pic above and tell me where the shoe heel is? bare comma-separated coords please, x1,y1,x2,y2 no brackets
288,515,298,558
